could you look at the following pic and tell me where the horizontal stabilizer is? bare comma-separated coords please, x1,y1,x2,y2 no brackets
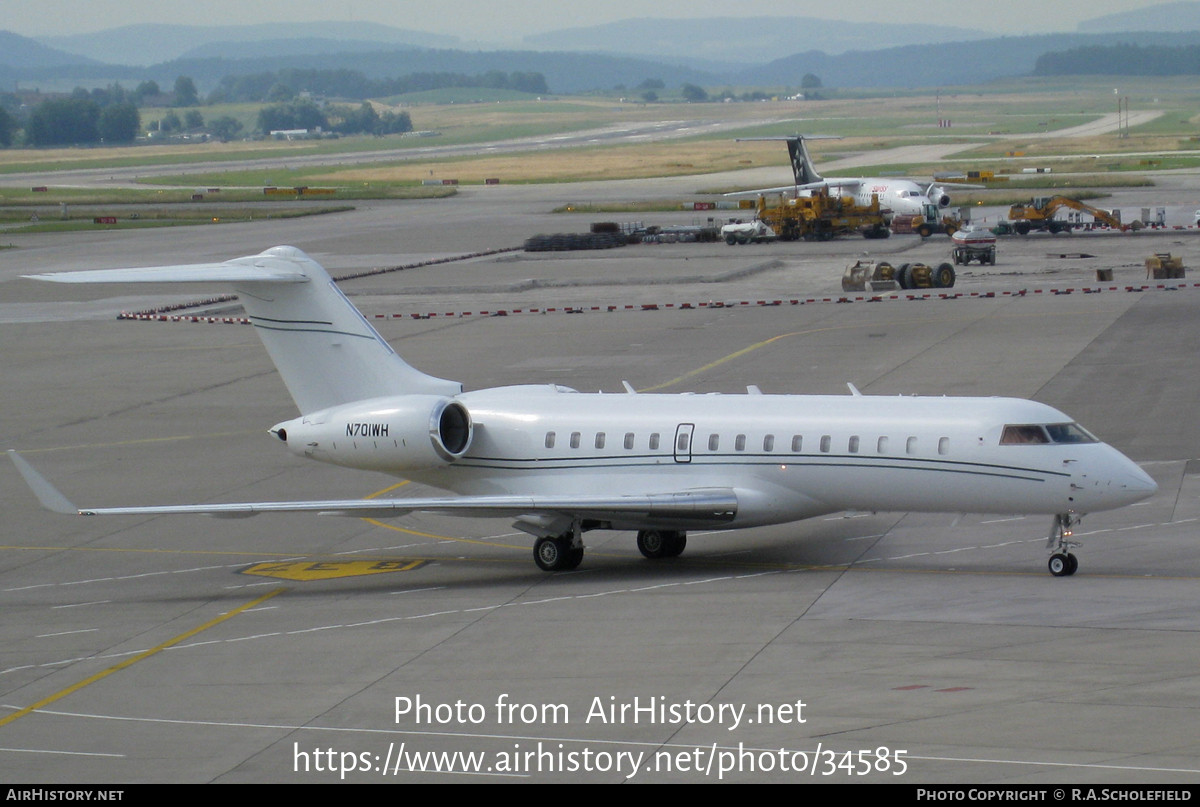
23,248,311,284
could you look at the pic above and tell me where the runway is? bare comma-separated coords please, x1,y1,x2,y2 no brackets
2,172,1200,783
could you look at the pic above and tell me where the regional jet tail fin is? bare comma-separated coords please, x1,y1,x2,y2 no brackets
8,451,738,527
736,135,841,187
23,246,461,415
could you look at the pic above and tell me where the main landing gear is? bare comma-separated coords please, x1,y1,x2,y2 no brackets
636,530,687,559
533,524,584,572
1047,513,1081,577
532,528,690,571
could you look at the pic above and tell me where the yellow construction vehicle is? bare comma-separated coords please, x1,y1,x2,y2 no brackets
997,196,1128,235
752,191,890,242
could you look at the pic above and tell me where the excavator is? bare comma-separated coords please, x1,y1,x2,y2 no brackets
995,196,1129,235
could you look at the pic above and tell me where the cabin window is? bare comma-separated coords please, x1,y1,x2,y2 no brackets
595,432,606,449
848,436,860,453
545,432,556,449
938,437,950,455
763,435,775,452
650,433,661,450
877,436,889,453
820,435,831,453
1000,425,1050,445
570,432,581,449
624,432,635,450
791,435,803,452
677,432,689,451
708,434,720,451
906,436,917,455
735,434,746,451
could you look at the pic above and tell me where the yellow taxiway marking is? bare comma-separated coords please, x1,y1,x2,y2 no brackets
242,559,426,580
0,587,284,728
359,479,534,550
0,545,320,558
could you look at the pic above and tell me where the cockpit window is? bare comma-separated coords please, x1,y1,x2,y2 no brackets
1045,423,1099,444
1001,423,1099,445
1001,425,1049,445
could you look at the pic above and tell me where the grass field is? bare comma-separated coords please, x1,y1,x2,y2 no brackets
3,78,1197,199
0,204,355,234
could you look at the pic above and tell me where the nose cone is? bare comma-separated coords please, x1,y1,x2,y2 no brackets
1120,464,1158,502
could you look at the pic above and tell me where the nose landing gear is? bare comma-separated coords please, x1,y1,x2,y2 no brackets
1047,513,1081,576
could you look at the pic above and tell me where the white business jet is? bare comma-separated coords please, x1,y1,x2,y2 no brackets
9,247,1156,577
730,135,976,226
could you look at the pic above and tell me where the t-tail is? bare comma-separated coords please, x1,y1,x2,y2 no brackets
732,134,838,193
786,136,824,186
24,246,462,414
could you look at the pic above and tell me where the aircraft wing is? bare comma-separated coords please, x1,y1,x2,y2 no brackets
8,451,737,523
723,178,862,197
926,181,986,191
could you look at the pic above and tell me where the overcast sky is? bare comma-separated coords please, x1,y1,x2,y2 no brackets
0,0,1180,40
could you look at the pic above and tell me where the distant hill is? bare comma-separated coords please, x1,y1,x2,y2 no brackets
523,16,992,64
0,30,99,70
39,22,460,67
739,30,1200,87
146,49,719,95
1079,1,1200,32
177,38,441,61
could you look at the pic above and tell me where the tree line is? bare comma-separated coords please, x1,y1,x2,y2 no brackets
209,68,549,104
1035,43,1200,75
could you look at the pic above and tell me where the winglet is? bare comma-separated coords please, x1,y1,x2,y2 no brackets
7,450,79,515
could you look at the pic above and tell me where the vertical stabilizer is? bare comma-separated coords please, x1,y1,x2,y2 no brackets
787,137,824,186
24,246,462,414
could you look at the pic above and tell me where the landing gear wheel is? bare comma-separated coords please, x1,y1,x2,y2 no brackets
563,547,584,571
637,530,668,559
896,263,911,290
663,531,687,557
1048,553,1078,577
534,535,582,571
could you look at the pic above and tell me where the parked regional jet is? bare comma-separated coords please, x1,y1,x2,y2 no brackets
9,247,1156,577
730,135,977,222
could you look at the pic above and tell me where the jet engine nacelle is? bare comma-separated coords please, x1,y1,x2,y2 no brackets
928,185,952,207
271,394,473,472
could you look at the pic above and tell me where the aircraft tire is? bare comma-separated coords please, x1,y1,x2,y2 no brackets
534,535,574,571
896,263,911,290
1048,553,1072,577
637,530,668,559
562,546,584,571
663,532,687,557
1066,553,1078,575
